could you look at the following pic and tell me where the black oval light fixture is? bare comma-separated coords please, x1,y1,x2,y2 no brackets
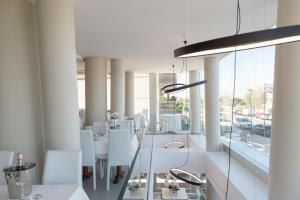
174,25,300,58
170,168,203,186
161,80,207,94
160,83,186,94
164,141,185,149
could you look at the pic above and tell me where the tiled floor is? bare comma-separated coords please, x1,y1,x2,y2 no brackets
83,168,126,200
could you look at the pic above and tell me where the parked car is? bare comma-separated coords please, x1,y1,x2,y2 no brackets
220,118,232,134
251,124,272,137
233,117,252,129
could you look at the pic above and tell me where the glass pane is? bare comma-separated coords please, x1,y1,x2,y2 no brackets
158,73,191,134
219,46,275,166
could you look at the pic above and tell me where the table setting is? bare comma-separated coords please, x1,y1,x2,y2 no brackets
0,185,89,200
1,153,89,200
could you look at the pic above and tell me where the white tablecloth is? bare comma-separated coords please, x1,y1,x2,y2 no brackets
0,185,89,200
94,134,139,158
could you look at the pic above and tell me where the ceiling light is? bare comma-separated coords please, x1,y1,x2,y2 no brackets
170,168,203,186
174,25,300,58
162,80,207,94
160,83,186,94
164,141,185,149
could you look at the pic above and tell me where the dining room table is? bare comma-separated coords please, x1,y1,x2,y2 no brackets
0,185,89,200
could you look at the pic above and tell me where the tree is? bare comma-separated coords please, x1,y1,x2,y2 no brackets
170,96,177,101
176,100,184,113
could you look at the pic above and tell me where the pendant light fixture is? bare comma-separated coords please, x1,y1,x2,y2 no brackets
160,83,186,94
170,168,203,186
161,80,207,94
166,0,206,187
164,141,185,149
161,47,207,95
166,59,205,185
174,0,300,58
174,25,300,58
161,65,186,149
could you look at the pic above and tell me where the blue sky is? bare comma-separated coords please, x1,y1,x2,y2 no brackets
219,46,275,97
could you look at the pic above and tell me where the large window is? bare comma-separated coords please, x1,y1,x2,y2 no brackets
77,79,86,109
219,46,275,155
134,73,150,120
158,73,190,133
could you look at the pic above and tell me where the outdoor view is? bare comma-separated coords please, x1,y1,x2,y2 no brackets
219,46,275,155
134,73,150,118
159,73,191,133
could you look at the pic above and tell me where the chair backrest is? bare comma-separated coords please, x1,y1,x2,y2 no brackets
80,130,95,166
0,151,14,185
118,121,130,130
93,121,108,136
42,150,82,186
108,129,131,166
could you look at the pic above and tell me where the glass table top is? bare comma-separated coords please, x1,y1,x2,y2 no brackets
153,172,207,200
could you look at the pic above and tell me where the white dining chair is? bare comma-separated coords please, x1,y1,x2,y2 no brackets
42,150,82,187
80,130,98,190
93,121,108,136
106,129,131,191
93,121,109,179
96,152,108,180
0,151,14,185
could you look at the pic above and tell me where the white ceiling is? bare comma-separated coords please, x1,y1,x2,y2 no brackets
75,0,277,73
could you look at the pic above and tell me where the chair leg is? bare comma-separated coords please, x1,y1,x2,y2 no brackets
93,164,96,190
100,160,104,179
106,162,110,191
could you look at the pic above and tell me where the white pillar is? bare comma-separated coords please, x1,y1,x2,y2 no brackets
85,57,107,125
37,0,80,150
204,57,221,200
125,71,135,118
0,0,44,183
149,73,158,132
189,70,202,134
204,57,221,151
269,0,300,199
110,59,125,120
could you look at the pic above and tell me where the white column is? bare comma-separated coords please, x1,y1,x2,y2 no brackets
189,70,202,134
36,0,80,150
85,57,107,125
269,0,300,199
125,71,135,118
204,57,221,200
0,0,44,182
204,57,220,151
149,73,158,132
110,59,125,120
